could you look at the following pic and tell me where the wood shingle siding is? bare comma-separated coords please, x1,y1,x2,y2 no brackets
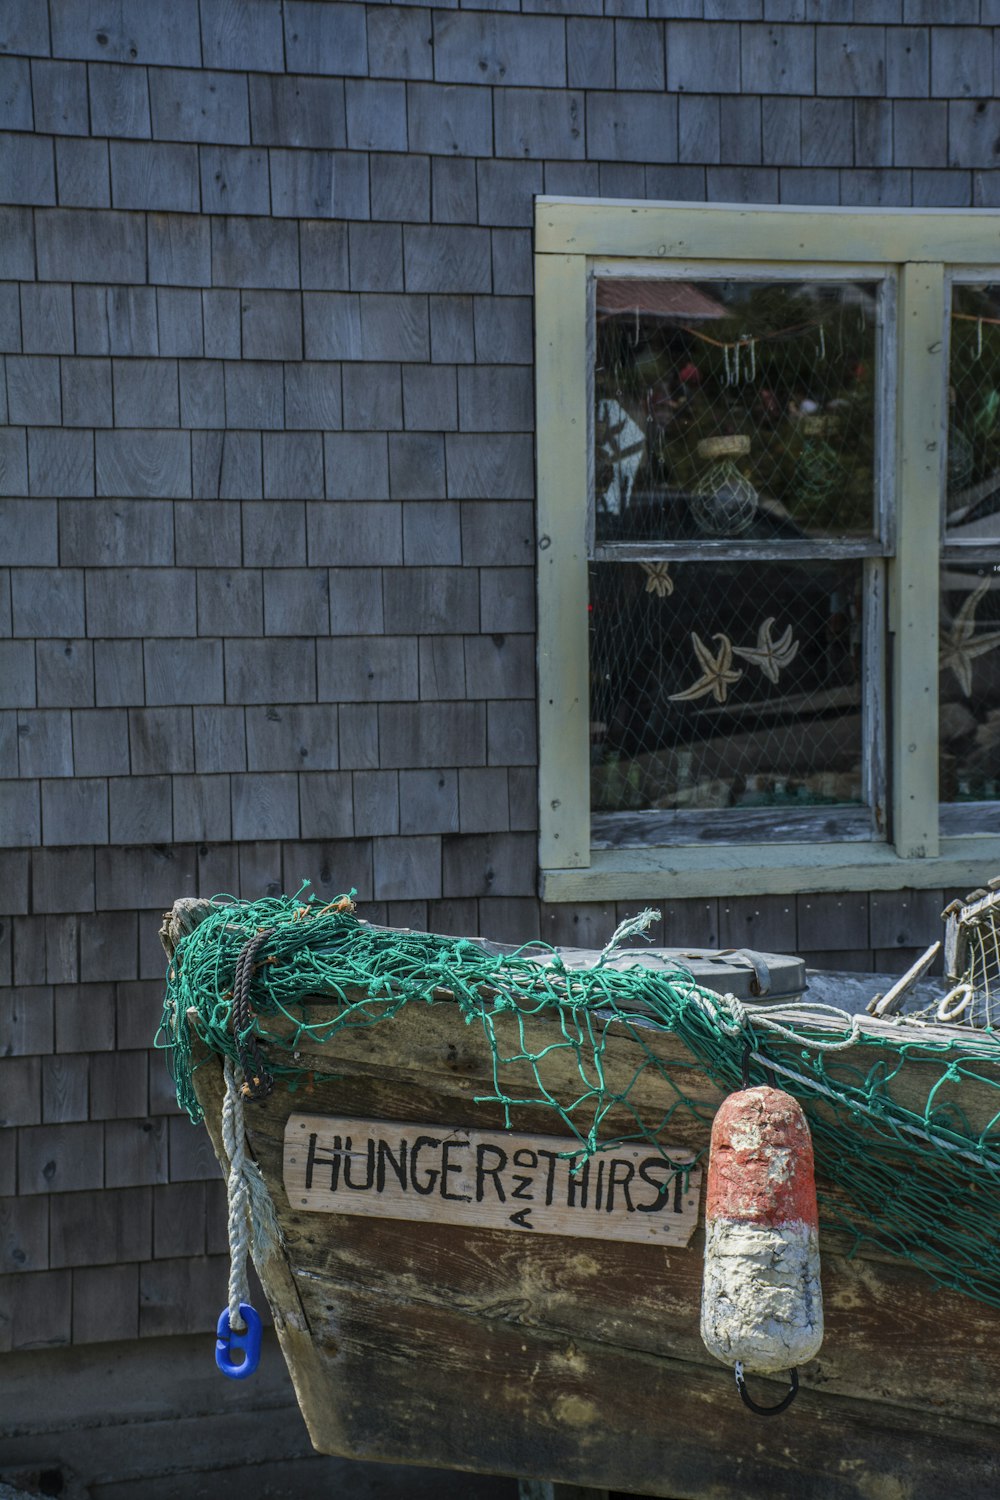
54,146,105,215
0,0,993,1370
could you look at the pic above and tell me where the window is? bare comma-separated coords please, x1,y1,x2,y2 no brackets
535,200,1000,899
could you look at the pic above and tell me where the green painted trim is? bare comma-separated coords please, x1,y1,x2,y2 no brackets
892,264,945,858
540,838,1000,902
536,253,591,870
537,198,1000,265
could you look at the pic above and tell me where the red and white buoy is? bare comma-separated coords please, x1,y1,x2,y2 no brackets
700,1085,823,1378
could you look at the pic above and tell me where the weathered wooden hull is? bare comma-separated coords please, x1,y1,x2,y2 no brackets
190,1001,1000,1499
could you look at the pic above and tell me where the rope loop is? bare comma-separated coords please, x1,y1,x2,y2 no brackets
734,1362,799,1417
938,983,974,1024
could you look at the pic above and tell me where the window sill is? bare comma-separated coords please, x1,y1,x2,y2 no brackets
539,835,1000,901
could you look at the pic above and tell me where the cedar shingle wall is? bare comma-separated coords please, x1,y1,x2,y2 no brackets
0,0,988,1349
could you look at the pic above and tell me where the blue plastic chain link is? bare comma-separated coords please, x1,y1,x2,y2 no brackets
215,1303,262,1379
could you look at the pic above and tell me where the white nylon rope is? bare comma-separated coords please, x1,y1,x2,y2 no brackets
221,1056,283,1331
698,988,866,1054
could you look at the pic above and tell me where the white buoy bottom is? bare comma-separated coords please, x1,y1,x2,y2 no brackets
700,1218,823,1374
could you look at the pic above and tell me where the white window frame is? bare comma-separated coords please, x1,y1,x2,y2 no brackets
535,197,1000,900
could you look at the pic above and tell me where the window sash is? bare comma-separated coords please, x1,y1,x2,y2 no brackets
942,268,1000,550
593,538,885,563
585,264,894,847
938,273,1000,825
587,262,897,560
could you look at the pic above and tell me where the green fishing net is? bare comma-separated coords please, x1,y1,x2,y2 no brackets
157,886,1000,1309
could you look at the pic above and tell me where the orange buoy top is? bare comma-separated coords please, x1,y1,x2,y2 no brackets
706,1085,819,1229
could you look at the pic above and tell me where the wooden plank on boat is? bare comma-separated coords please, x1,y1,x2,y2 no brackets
260,998,1000,1151
247,996,1000,1266
283,1113,702,1247
270,1204,1000,1428
259,999,729,1154
359,1292,999,1497
280,1258,1000,1499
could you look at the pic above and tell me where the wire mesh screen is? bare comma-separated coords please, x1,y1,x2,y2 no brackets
965,908,1000,1028
590,558,865,822
947,284,1000,544
942,285,1000,811
593,278,880,546
940,560,1000,803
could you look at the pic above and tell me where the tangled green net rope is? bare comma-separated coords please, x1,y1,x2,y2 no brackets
157,886,1000,1310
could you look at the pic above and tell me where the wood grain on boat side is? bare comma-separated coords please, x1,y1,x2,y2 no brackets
255,998,731,1150
256,997,1000,1160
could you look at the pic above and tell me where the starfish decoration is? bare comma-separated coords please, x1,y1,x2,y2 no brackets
641,561,674,598
940,579,1000,697
669,633,742,705
732,617,800,685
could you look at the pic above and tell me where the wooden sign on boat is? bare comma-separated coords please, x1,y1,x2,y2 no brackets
165,897,1000,1500
284,1112,702,1245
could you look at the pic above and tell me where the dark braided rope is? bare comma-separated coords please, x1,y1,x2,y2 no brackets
231,928,276,1101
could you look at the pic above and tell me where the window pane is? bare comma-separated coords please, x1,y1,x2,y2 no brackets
594,278,880,545
589,558,867,838
947,284,1000,543
940,561,1000,804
